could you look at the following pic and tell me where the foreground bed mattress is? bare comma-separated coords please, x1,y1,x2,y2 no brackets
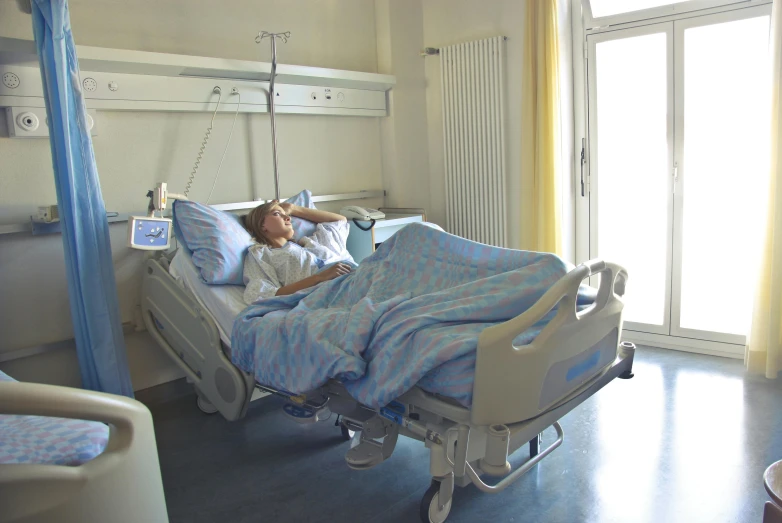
0,370,109,465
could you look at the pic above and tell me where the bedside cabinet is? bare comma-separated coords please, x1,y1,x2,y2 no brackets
346,213,425,263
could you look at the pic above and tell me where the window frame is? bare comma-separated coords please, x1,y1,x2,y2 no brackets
583,0,767,29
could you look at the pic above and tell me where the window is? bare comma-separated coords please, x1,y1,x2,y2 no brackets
582,4,771,350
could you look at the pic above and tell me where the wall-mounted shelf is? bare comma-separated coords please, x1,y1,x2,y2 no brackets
0,213,133,237
0,37,395,117
0,190,386,237
0,37,396,90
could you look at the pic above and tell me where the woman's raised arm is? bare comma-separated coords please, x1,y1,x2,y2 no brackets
279,202,345,224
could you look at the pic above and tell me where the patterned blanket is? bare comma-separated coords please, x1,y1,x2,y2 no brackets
232,223,593,407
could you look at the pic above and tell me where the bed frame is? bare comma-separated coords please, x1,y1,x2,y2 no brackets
141,248,634,522
143,254,255,420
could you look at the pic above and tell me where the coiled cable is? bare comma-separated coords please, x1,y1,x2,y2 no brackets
206,90,241,205
184,86,223,198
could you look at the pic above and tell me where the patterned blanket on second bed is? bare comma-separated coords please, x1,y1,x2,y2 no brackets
0,370,109,465
231,223,594,407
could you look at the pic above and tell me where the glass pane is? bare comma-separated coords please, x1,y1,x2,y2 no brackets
595,32,669,326
679,16,771,336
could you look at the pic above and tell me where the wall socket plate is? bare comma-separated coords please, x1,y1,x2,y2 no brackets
5,106,98,138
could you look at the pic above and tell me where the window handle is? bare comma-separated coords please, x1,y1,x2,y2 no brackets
580,138,586,197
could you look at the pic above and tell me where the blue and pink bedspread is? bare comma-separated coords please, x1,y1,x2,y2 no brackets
231,223,594,408
0,370,109,465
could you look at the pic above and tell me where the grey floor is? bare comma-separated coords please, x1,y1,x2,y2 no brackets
148,346,782,523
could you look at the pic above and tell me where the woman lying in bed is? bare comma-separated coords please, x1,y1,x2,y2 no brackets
241,201,355,303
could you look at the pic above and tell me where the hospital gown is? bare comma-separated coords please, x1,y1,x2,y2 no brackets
243,220,353,303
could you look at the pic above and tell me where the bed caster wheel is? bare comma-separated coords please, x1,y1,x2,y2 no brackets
340,423,356,441
197,396,218,415
420,480,452,523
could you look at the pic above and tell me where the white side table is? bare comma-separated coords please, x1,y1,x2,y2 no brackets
346,213,424,263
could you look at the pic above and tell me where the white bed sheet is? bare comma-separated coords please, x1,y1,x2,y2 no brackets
168,250,247,346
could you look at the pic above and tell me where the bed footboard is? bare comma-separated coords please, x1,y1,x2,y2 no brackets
471,259,628,426
141,258,253,421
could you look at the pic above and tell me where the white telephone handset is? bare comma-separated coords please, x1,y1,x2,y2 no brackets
339,206,386,221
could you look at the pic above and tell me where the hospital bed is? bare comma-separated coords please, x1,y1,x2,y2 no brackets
0,371,168,523
141,240,634,522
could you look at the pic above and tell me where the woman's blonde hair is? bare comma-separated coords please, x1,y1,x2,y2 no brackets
241,201,281,246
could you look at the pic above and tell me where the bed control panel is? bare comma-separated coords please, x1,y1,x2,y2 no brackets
128,216,172,250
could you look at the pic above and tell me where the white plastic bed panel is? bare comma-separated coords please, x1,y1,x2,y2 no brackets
471,260,628,425
141,259,254,421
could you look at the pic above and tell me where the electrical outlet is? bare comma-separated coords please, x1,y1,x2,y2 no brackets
5,107,99,138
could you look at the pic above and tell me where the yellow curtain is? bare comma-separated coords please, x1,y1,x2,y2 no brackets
746,0,782,378
521,0,562,255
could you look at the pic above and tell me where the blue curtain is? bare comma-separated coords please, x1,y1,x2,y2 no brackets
32,0,133,397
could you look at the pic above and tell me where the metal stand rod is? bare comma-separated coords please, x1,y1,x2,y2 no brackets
465,421,564,494
269,36,280,201
256,31,290,201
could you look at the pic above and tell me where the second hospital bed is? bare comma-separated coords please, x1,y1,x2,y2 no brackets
141,233,635,523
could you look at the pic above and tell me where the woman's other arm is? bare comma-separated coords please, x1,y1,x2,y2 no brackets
274,263,352,296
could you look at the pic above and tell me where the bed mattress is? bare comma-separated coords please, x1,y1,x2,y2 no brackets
169,249,247,346
0,370,110,466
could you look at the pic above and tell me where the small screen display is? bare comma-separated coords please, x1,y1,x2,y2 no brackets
132,219,170,249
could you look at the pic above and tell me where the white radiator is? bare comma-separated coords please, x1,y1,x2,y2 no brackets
441,36,508,247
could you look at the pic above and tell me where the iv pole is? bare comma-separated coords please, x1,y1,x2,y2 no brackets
255,31,290,201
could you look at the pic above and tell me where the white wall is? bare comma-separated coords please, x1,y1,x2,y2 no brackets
374,0,432,212
422,0,526,247
0,0,379,71
0,0,385,390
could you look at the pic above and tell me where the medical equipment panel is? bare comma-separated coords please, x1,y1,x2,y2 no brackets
128,216,172,250
0,51,392,117
5,106,97,138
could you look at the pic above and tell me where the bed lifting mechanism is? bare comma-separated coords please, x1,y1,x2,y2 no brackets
270,381,564,499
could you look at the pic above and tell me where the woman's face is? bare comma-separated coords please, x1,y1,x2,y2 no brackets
262,205,294,240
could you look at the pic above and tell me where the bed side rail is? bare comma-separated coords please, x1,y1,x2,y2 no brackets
471,260,628,426
0,382,168,523
141,258,252,421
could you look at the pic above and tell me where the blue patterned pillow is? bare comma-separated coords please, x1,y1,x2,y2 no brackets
173,191,318,285
173,201,253,285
